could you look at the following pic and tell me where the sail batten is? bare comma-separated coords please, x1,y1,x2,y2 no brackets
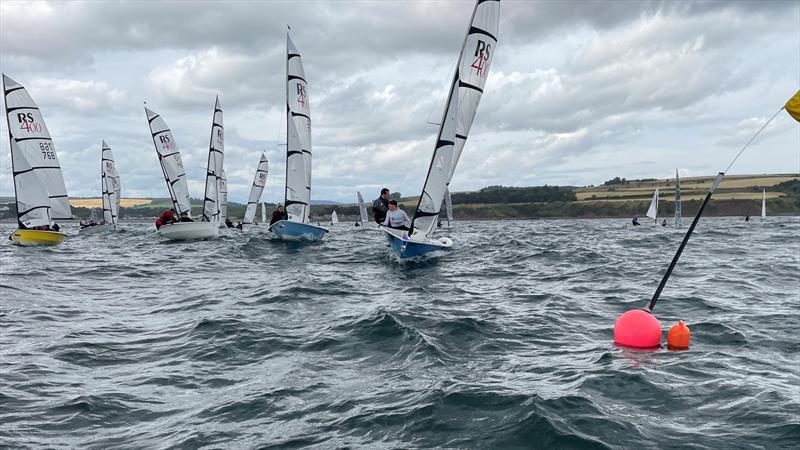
243,153,269,225
410,0,499,238
145,106,191,216
4,74,72,227
202,96,225,223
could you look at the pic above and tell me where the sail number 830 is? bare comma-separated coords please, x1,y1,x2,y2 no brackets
39,142,56,159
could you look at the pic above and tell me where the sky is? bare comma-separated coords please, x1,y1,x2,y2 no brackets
1,0,798,204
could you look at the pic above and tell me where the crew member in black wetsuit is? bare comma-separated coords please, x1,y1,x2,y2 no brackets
372,188,390,224
270,204,288,226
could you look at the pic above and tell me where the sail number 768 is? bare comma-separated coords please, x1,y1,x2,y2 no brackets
40,142,56,159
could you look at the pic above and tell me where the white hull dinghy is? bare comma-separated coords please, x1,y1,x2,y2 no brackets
158,221,219,240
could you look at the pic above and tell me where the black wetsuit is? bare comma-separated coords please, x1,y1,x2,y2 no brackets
270,210,288,226
372,197,389,224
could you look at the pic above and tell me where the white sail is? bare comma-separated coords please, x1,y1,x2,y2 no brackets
218,170,228,225
261,201,267,223
101,141,120,227
445,188,454,226
3,74,72,227
145,107,192,217
646,187,659,222
410,0,500,238
357,191,368,223
448,0,501,182
761,188,766,221
331,210,339,224
284,32,312,223
674,169,682,228
202,97,224,223
243,153,269,225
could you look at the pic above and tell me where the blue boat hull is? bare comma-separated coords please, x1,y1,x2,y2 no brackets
383,228,452,260
268,220,328,241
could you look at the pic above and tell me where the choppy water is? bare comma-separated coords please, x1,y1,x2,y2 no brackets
1,217,798,448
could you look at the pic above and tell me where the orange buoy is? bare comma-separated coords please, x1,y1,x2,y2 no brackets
667,320,690,350
613,309,662,349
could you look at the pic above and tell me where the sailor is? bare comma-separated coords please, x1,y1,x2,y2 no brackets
155,210,177,229
80,219,89,228
372,188,390,224
632,214,640,226
225,218,234,228
354,221,361,227
51,223,60,232
270,204,288,226
661,219,667,227
745,215,750,222
382,200,411,231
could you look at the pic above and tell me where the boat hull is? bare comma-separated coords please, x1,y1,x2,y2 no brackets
10,229,66,246
157,222,219,241
268,220,328,241
383,227,452,260
79,224,115,234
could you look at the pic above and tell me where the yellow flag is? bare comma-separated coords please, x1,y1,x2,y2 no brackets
785,89,800,122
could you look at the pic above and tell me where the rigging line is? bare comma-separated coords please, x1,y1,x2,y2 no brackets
723,107,784,174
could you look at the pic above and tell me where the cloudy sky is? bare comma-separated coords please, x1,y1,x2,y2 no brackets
1,0,798,204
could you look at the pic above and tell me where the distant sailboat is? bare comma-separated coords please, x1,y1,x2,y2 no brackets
243,153,269,228
202,96,225,227
331,210,339,225
761,188,766,221
383,0,499,259
357,191,369,225
3,74,71,246
674,170,682,228
145,106,218,240
81,141,120,234
268,29,328,241
444,188,454,227
261,201,267,224
219,170,228,227
646,187,659,225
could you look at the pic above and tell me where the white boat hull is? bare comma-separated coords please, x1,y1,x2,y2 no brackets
157,222,219,241
79,224,115,234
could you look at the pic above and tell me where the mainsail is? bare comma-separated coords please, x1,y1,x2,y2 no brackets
3,74,72,227
219,170,228,225
674,170,682,228
761,188,766,221
646,187,659,223
284,32,312,223
357,191,368,223
243,153,269,225
202,97,224,223
145,107,192,217
101,141,121,227
410,0,500,238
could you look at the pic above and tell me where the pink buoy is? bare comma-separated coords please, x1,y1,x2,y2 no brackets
614,309,662,349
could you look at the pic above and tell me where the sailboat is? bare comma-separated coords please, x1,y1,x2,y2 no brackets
243,153,269,228
761,188,766,222
674,170,682,228
646,186,659,225
331,210,339,225
268,30,328,241
145,106,218,240
442,188,454,228
383,0,499,259
3,74,71,246
261,201,267,224
357,191,369,226
202,97,225,228
80,141,120,234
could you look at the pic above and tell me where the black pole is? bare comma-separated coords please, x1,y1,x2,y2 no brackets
646,172,724,312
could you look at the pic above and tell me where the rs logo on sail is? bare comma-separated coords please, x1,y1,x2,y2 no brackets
470,39,491,78
297,84,307,108
17,112,42,132
159,135,174,150
216,129,224,147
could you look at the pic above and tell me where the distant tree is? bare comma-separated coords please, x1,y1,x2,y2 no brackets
603,177,627,186
451,185,576,204
389,192,401,201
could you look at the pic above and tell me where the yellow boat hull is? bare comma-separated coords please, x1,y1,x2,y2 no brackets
9,229,66,246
